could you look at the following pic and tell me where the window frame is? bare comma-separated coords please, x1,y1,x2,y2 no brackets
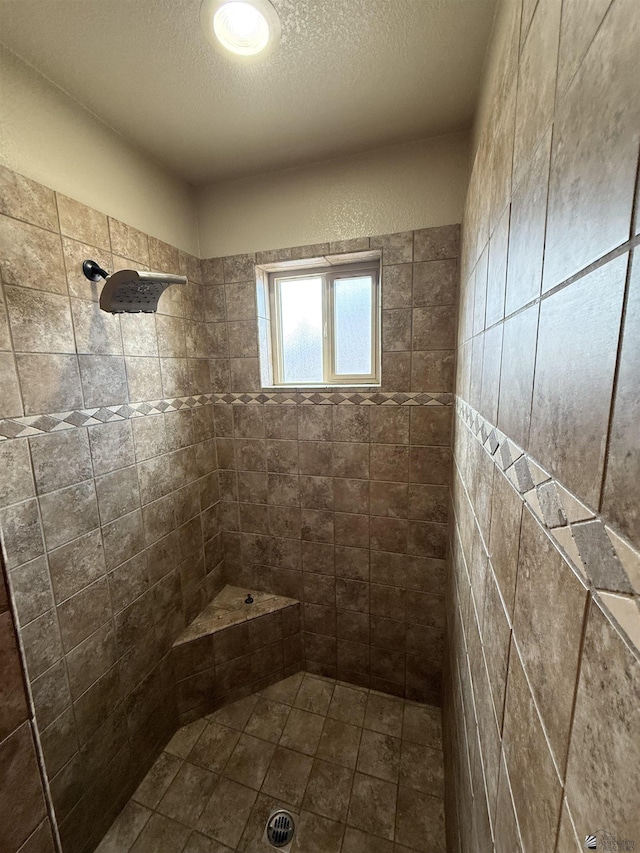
268,261,381,387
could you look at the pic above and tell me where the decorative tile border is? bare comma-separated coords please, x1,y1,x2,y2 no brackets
0,395,215,440
456,398,640,647
0,391,453,441
212,391,453,406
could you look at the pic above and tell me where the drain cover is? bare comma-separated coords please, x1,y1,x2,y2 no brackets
265,809,295,848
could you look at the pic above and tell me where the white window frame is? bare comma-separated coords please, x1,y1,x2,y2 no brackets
268,261,381,387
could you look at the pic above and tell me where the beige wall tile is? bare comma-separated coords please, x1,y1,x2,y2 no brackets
0,165,58,231
513,509,588,768
108,218,149,265
15,353,83,415
6,287,74,354
56,194,110,251
497,303,538,449
502,650,562,851
512,0,561,188
543,0,640,289
564,600,640,842
0,351,24,418
79,355,128,407
29,429,93,496
529,256,626,507
0,216,67,295
414,224,459,262
506,129,551,315
602,252,640,547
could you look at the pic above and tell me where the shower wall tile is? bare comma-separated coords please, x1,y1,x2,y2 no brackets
505,129,551,314
0,722,48,853
563,599,640,842
71,298,123,355
0,164,58,232
0,169,224,853
108,218,149,266
512,0,561,189
450,1,640,848
529,257,626,508
56,194,110,251
29,429,93,495
601,251,640,545
201,225,457,704
0,352,23,419
496,303,538,450
0,216,67,294
5,287,75,353
149,237,180,276
543,0,640,290
62,237,112,302
15,353,83,415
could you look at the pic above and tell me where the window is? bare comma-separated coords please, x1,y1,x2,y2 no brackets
263,260,380,387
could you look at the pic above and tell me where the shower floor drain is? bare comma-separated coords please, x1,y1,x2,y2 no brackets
263,808,296,850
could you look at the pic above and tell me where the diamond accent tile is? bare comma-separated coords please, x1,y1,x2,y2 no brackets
487,430,499,454
30,415,64,432
0,420,27,438
64,412,91,426
511,456,534,493
571,521,633,594
605,528,640,592
93,408,116,423
536,482,567,528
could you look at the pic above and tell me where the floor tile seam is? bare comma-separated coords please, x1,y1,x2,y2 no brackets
130,751,186,812
141,789,222,843
100,799,154,853
217,712,291,791
243,694,295,746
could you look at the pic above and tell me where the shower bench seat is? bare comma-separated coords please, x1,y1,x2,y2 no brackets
171,584,302,723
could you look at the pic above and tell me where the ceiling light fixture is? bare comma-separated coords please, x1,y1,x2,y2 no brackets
201,0,281,60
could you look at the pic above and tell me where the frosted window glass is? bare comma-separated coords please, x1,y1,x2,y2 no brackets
280,277,323,383
334,276,373,376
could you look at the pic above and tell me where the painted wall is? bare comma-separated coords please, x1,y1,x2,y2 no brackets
0,47,199,256
196,133,470,257
445,0,640,851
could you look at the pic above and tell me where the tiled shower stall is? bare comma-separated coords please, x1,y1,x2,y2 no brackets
0,1,639,851
0,172,457,852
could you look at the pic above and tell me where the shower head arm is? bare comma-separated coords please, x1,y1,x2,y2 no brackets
82,259,109,282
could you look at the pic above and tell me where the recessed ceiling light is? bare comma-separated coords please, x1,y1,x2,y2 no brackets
201,0,281,60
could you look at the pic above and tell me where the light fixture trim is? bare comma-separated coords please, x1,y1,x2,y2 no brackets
201,0,281,60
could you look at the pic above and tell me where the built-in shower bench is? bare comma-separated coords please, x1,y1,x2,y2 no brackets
172,585,301,723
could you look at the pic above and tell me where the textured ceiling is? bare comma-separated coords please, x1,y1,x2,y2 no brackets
0,0,496,185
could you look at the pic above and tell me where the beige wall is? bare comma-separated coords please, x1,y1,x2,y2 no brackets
446,0,640,851
0,47,199,256
196,133,470,257
0,43,470,262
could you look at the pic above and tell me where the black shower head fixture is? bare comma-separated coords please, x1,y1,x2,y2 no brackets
82,259,187,313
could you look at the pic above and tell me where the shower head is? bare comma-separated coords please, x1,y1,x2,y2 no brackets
82,259,187,313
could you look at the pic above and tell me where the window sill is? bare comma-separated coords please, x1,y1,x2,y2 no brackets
261,384,382,392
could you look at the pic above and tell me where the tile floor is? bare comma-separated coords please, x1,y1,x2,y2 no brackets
96,672,446,853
